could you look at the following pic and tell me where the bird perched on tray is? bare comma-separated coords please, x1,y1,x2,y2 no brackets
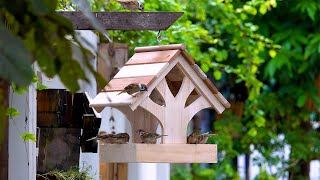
187,129,217,144
86,132,130,144
187,129,202,144
115,0,144,11
197,132,217,144
117,83,148,97
112,133,130,144
136,129,167,144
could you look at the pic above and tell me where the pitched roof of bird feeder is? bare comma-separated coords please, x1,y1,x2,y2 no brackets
90,44,230,113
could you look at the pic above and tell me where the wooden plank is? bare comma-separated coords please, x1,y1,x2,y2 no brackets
203,78,219,94
100,144,217,163
126,50,180,65
37,89,73,128
103,76,155,92
134,44,185,53
100,162,115,180
117,163,128,180
59,12,184,30
114,63,168,79
97,43,128,91
37,128,81,173
0,80,8,180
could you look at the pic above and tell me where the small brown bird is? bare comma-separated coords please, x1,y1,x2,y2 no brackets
117,83,148,97
86,132,130,144
196,132,217,144
136,129,167,144
115,0,144,11
187,129,202,144
112,133,130,144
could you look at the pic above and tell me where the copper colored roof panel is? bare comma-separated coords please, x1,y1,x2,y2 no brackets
126,50,180,65
103,76,155,92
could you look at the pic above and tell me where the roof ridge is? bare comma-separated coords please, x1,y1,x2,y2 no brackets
134,44,186,53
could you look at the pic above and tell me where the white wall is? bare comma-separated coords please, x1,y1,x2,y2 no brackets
9,80,37,180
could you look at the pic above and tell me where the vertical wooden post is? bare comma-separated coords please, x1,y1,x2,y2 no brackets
97,43,128,180
0,79,8,180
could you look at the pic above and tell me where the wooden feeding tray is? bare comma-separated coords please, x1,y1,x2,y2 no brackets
90,44,230,163
100,144,217,163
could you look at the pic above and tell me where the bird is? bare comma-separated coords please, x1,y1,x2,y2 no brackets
136,129,167,144
187,129,202,144
86,132,130,144
112,133,130,144
115,0,144,11
196,132,217,144
117,83,148,97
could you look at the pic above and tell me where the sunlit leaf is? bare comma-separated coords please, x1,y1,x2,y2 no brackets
268,49,277,58
6,107,20,118
20,132,36,142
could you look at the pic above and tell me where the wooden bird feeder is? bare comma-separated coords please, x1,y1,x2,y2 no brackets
89,44,230,163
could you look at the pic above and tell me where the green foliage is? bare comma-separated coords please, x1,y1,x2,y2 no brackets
0,0,106,92
6,107,20,118
20,132,36,142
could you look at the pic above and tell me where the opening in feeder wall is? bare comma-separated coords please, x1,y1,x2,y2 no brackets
187,109,217,144
149,88,166,107
165,65,185,97
184,89,200,108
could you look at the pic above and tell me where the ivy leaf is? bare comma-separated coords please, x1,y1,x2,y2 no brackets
248,128,257,137
37,82,48,90
213,71,222,80
268,49,277,58
0,24,33,86
6,107,20,118
20,132,36,142
297,94,307,107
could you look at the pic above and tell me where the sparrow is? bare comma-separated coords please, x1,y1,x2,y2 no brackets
115,0,144,11
86,132,130,144
136,129,168,144
187,129,202,144
117,83,148,97
112,133,130,144
196,132,217,144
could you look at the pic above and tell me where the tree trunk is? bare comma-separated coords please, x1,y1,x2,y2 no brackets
0,79,9,180
245,153,250,180
288,160,310,180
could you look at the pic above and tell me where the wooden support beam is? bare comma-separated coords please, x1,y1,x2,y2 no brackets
59,12,183,30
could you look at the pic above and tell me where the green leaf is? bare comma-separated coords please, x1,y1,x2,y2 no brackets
268,49,277,58
30,0,57,15
213,70,222,80
306,3,317,21
58,59,87,92
0,24,33,86
255,116,266,127
37,82,48,90
259,4,267,15
248,128,257,137
6,107,20,118
20,132,36,142
11,83,29,95
36,46,57,78
297,94,307,107
201,63,210,72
